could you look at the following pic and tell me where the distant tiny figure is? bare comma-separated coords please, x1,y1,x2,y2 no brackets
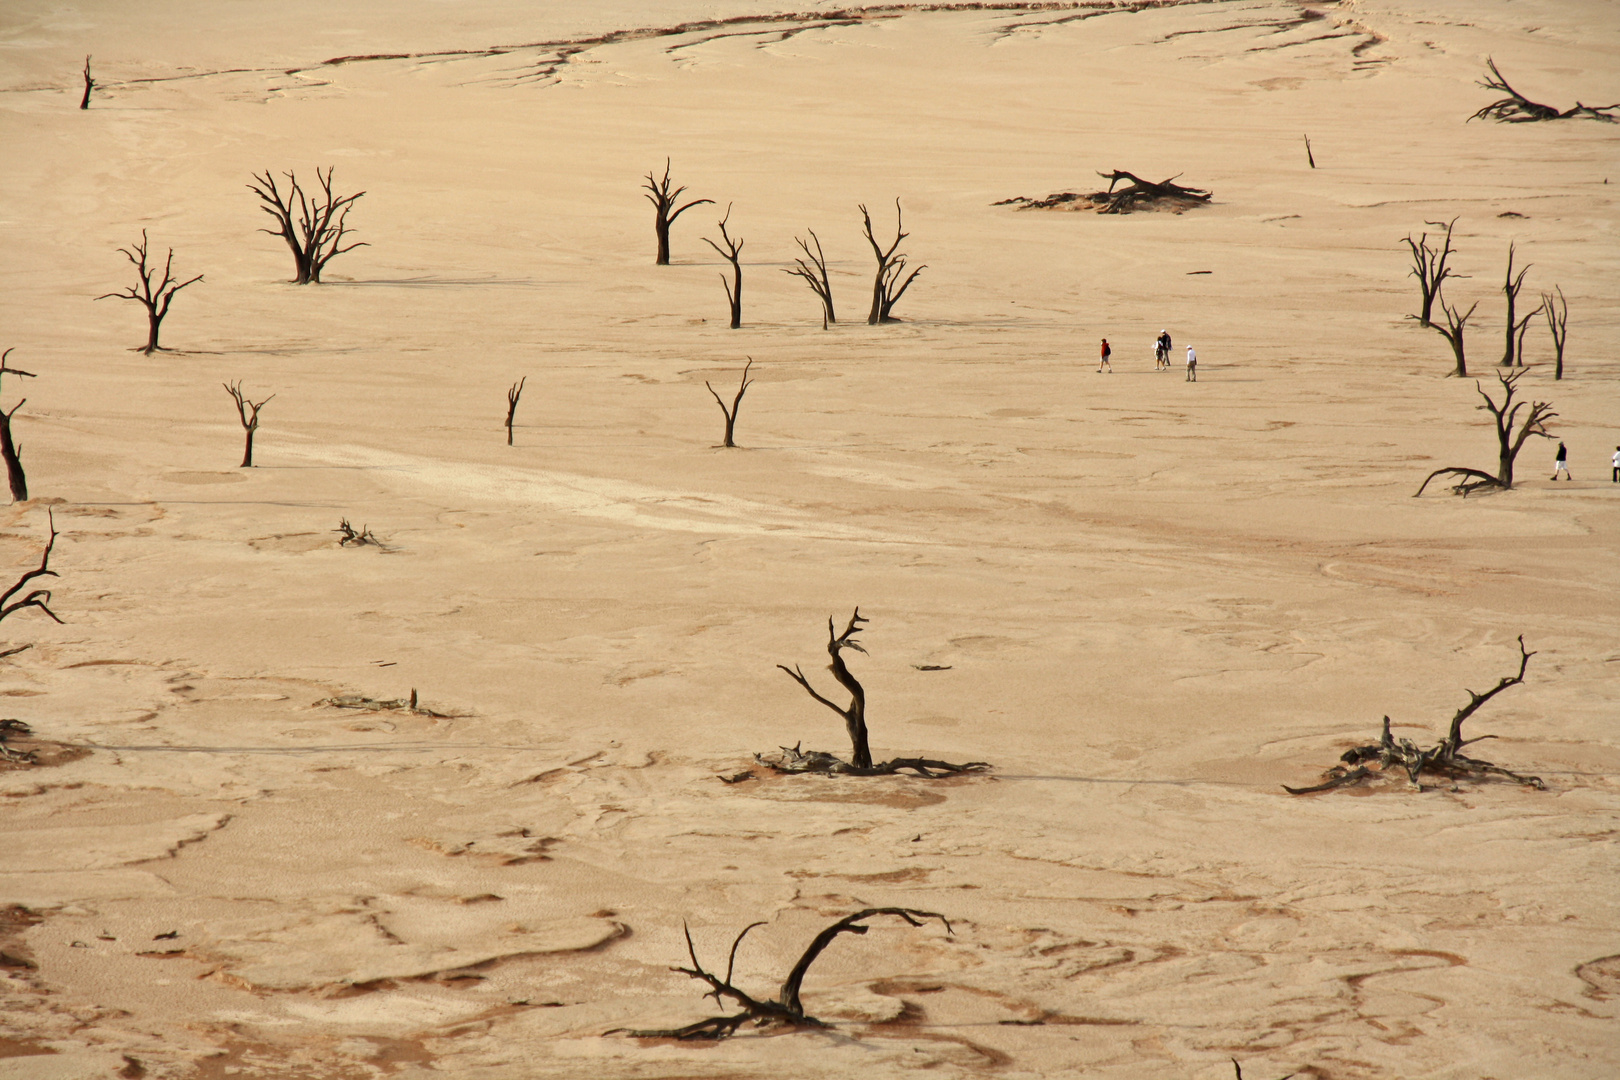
1155,329,1172,369
1098,338,1112,373
1612,445,1619,482
1185,345,1197,381
1552,442,1570,480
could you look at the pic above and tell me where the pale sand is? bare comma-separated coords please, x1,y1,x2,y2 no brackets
1,1,1617,1076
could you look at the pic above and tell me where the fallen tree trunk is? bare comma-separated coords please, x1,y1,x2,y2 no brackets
996,170,1212,214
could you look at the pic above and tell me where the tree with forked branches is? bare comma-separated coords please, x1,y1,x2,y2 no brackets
705,358,752,448
505,377,525,446
783,230,835,328
0,512,62,628
1401,217,1460,328
94,232,203,354
643,159,713,266
859,200,924,325
1469,58,1618,123
0,350,36,503
224,382,273,468
1415,369,1555,495
1419,295,1479,378
702,205,744,329
1499,243,1542,367
1542,286,1568,379
249,167,366,284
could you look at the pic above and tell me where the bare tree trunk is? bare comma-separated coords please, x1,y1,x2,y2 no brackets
779,609,873,769
1543,286,1568,379
1428,297,1478,377
249,168,367,284
702,205,744,330
1401,217,1459,328
1414,370,1555,495
79,56,94,110
1303,134,1315,168
224,382,274,468
643,159,712,266
0,351,35,504
1500,243,1533,366
506,377,525,446
94,232,203,354
860,200,924,325
705,359,752,448
783,231,835,327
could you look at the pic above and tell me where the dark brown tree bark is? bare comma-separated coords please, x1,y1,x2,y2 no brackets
1401,217,1459,328
224,382,273,468
1303,134,1315,168
779,609,872,768
702,205,743,329
249,168,366,284
0,511,61,627
859,200,924,325
0,350,36,503
783,230,834,328
643,159,712,266
79,56,94,110
93,232,203,353
1542,285,1568,380
1499,243,1541,367
1415,369,1555,495
1470,58,1618,123
1423,296,1478,377
505,376,525,446
705,359,752,448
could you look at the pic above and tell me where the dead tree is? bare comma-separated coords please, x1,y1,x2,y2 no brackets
1415,369,1555,495
0,350,36,503
1089,170,1212,214
1401,217,1460,327
702,206,744,329
79,56,94,110
783,231,835,328
1499,243,1542,366
248,167,366,284
705,358,752,448
1303,134,1315,168
505,377,525,446
859,200,925,325
606,908,952,1040
0,512,61,628
643,159,712,266
771,608,989,777
1286,637,1544,793
335,519,379,546
94,232,203,353
1542,285,1568,379
223,382,273,468
1469,58,1619,123
1418,295,1479,378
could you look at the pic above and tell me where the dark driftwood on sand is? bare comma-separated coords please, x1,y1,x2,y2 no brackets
1469,58,1617,123
996,170,1212,214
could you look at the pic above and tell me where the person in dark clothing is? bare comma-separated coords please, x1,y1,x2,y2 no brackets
1098,338,1112,373
1552,442,1570,481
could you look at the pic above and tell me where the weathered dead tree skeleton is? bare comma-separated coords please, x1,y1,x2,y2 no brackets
705,358,752,448
1426,295,1480,378
1287,637,1544,793
334,518,380,546
0,349,36,502
859,201,924,324
79,56,94,110
768,609,989,777
643,158,712,266
997,171,1211,214
224,382,273,468
249,167,366,284
1415,369,1554,495
783,230,835,327
606,908,952,1040
1499,243,1542,367
505,376,525,446
1542,285,1568,380
702,205,744,329
0,512,62,629
1400,217,1460,328
94,232,203,354
1469,58,1618,123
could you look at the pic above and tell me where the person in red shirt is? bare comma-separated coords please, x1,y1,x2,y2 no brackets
1098,338,1112,373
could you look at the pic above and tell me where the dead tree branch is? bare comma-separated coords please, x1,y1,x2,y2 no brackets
1499,243,1541,367
1469,58,1618,123
0,511,62,626
860,200,925,324
249,167,366,284
335,518,380,546
1286,638,1544,793
783,230,835,328
643,159,713,266
705,358,752,448
996,171,1213,214
505,376,525,446
223,382,273,468
702,205,744,329
606,908,952,1040
1414,295,1478,378
1303,134,1315,169
94,232,203,353
1415,369,1555,495
1401,217,1460,328
1542,285,1568,380
79,56,94,110
0,349,38,503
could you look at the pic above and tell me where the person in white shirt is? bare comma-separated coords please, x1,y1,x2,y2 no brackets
1185,345,1197,382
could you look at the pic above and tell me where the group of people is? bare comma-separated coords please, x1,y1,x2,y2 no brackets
1097,331,1196,380
1551,444,1620,483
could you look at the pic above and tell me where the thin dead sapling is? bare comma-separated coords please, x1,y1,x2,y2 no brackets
1303,134,1315,168
1415,369,1555,495
783,230,835,327
1499,243,1542,367
606,908,952,1040
94,232,203,354
223,382,273,468
643,159,712,266
1286,637,1544,793
505,376,525,446
859,200,924,324
770,608,989,777
0,349,37,503
79,56,94,110
1400,217,1460,328
249,167,366,284
705,358,752,448
1469,58,1618,123
702,205,744,329
1542,285,1568,380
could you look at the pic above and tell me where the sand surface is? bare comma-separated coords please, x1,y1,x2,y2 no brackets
2,1,1618,1076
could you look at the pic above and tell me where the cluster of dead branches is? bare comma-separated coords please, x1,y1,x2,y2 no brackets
1401,217,1459,329
783,231,835,327
334,518,380,546
1286,637,1545,794
996,170,1212,215
606,908,952,1040
94,231,203,354
0,513,61,631
249,167,366,284
1415,369,1555,495
1469,58,1618,123
316,690,449,719
769,608,989,777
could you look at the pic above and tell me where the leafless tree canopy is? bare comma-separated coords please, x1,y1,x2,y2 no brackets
1401,217,1460,328
0,350,36,503
702,205,744,329
0,511,62,627
1542,285,1568,380
1469,58,1618,123
782,230,835,328
249,167,367,284
1421,295,1480,378
1415,369,1555,495
94,231,203,354
643,158,712,266
606,908,952,1040
859,200,924,325
224,382,274,468
705,358,752,448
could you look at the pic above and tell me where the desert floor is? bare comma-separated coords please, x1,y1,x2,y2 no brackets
1,1,1617,1077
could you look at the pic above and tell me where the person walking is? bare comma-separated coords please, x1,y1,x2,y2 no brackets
1612,445,1619,482
1155,330,1172,369
1185,344,1197,381
1098,338,1112,373
1552,442,1570,480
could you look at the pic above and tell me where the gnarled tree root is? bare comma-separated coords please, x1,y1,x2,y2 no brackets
757,742,990,778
